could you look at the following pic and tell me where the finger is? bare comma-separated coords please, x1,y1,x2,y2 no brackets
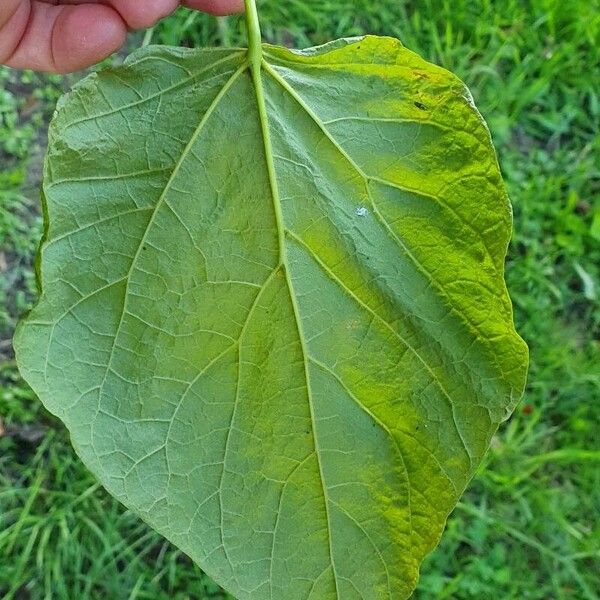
58,0,242,26
58,0,179,30
0,1,31,65
5,2,127,73
109,0,178,29
182,0,245,16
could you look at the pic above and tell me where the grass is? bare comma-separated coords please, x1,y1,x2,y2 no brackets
1,0,599,598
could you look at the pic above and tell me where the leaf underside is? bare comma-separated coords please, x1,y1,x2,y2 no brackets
15,36,528,600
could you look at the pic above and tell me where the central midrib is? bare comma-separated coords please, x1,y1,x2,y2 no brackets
248,56,342,598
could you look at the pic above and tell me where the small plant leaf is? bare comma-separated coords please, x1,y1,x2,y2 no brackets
15,36,528,599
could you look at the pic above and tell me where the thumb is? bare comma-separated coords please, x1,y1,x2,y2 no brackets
3,1,127,73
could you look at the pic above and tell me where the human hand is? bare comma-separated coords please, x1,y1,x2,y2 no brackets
0,0,244,73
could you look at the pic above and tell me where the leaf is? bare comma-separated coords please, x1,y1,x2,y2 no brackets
15,35,528,599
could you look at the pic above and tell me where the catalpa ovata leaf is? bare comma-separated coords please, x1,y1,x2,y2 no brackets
15,34,528,600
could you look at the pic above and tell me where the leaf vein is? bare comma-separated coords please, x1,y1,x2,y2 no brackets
251,59,341,599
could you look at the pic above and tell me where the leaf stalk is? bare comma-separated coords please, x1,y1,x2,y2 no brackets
244,0,263,71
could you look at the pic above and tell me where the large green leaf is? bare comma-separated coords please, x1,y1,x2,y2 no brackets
15,34,527,599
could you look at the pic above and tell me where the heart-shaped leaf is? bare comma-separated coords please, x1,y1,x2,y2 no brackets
15,33,527,600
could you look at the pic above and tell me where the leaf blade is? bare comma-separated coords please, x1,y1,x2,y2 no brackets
16,36,528,600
